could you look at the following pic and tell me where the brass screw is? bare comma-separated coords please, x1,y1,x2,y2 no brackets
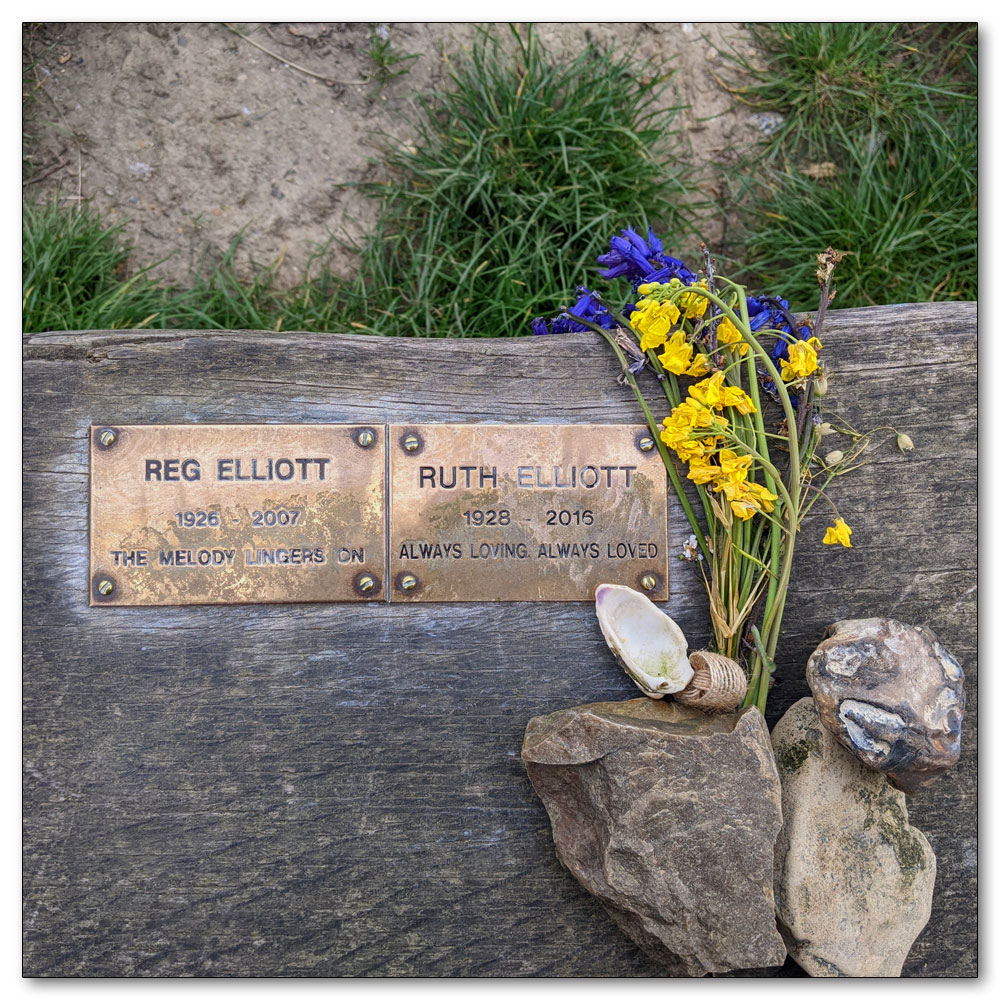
98,429,117,448
400,573,418,591
640,573,658,593
637,435,655,453
357,573,376,593
97,579,115,596
402,434,420,453
356,429,375,448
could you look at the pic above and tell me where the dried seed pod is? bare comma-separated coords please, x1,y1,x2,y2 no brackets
674,651,748,712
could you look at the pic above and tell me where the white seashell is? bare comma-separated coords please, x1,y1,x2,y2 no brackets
595,583,693,698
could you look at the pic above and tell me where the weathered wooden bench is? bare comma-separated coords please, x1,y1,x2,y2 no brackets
23,301,977,976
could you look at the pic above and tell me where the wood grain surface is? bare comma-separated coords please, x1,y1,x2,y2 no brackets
23,302,978,977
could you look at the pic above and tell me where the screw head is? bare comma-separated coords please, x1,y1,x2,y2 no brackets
97,579,115,596
98,428,117,448
637,435,655,453
402,434,420,453
352,571,381,597
400,573,418,591
639,573,658,593
356,429,375,449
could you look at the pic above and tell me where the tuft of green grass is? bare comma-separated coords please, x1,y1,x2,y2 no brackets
21,202,300,333
339,24,698,337
22,200,178,332
720,22,977,158
365,24,418,92
177,236,290,331
736,123,977,309
718,22,977,309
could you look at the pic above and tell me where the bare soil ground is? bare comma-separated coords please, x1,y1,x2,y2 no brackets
23,22,763,288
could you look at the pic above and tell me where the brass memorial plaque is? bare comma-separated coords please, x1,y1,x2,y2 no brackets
89,424,386,606
388,424,668,602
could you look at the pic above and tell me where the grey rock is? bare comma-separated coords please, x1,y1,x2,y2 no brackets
522,699,786,976
806,618,964,793
772,698,936,977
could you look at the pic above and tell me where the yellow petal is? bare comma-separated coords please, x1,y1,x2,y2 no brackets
685,352,712,377
823,517,853,547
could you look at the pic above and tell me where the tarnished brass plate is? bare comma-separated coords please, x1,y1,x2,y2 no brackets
388,424,668,602
89,424,385,606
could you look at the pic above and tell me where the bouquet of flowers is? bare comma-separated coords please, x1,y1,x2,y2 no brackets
531,229,889,712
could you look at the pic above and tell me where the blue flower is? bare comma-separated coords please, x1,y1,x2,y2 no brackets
532,287,622,335
746,295,812,363
596,227,698,289
759,373,799,408
743,295,813,407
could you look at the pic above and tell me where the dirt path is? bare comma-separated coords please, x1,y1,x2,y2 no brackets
24,22,762,289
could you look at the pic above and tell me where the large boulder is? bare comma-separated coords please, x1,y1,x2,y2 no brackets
522,699,786,976
806,618,964,794
771,698,936,977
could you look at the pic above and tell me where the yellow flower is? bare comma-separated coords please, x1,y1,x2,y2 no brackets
718,477,780,520
636,298,665,318
689,372,726,409
717,449,752,487
661,401,701,447
660,421,689,451
689,399,721,431
689,373,756,415
745,481,778,513
679,281,709,319
682,440,716,462
637,320,672,352
632,296,681,352
685,351,712,378
657,329,694,375
660,399,727,463
780,336,824,382
660,406,695,451
662,430,710,463
727,483,758,519
715,317,749,356
822,517,852,548
719,385,757,415
686,457,721,485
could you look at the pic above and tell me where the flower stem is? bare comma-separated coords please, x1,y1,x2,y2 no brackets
579,321,711,561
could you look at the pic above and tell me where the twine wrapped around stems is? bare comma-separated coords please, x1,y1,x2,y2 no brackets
674,651,748,712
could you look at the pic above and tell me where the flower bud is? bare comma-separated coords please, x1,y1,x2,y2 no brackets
814,372,829,396
816,421,834,438
896,432,915,453
825,449,844,465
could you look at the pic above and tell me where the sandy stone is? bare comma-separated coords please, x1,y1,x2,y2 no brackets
772,698,936,977
806,618,965,793
522,699,786,976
